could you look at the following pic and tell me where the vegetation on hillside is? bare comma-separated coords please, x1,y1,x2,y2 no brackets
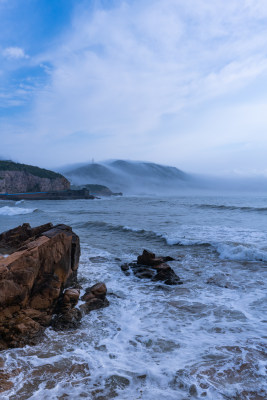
0,160,64,180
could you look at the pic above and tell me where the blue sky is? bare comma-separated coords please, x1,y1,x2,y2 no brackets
1,0,267,175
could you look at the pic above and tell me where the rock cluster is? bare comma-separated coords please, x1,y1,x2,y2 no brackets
0,223,108,350
51,282,109,330
121,249,182,285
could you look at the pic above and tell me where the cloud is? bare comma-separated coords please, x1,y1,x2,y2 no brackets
2,46,29,59
1,0,267,173
32,1,267,135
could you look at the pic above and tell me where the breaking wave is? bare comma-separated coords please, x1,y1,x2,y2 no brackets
78,221,267,262
196,204,267,212
0,206,38,216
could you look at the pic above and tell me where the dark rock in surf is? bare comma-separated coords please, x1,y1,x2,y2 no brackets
51,307,82,331
80,282,109,314
121,249,182,285
137,249,175,266
51,288,82,330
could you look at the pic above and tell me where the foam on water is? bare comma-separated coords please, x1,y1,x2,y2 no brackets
0,206,38,216
78,221,267,262
1,242,266,399
196,203,267,212
15,200,25,205
0,194,266,399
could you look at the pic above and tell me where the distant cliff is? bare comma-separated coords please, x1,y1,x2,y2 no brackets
0,161,70,193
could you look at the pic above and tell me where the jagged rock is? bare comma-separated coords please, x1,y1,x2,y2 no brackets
0,224,110,348
137,249,175,266
51,288,82,330
121,250,182,285
51,307,82,331
80,282,109,314
0,223,52,254
0,223,80,349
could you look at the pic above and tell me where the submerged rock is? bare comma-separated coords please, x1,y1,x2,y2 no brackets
121,249,182,285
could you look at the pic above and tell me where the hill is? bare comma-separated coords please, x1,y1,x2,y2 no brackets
63,160,190,194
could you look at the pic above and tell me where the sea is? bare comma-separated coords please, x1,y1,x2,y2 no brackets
0,193,266,400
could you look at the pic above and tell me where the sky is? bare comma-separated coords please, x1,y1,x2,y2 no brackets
0,0,267,176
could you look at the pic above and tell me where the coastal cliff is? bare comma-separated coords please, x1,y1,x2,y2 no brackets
0,161,70,193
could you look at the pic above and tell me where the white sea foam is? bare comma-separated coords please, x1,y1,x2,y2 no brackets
1,195,266,399
15,199,24,205
163,233,267,262
214,242,267,262
0,206,37,216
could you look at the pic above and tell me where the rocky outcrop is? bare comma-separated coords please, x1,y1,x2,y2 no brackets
0,161,70,193
0,223,108,350
0,170,70,193
52,283,109,330
121,249,182,285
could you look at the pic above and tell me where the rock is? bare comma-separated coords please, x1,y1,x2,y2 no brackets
51,307,82,331
62,288,80,308
0,223,110,348
80,282,109,314
80,297,109,314
120,263,130,272
89,282,107,299
120,263,130,276
137,249,175,266
0,223,52,254
0,223,80,349
121,250,182,285
189,384,198,396
51,287,82,330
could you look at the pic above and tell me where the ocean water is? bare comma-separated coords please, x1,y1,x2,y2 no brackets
0,194,266,400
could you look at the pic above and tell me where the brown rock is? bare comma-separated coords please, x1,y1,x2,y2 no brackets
62,288,80,307
81,291,96,302
51,307,82,331
123,250,182,285
80,297,109,314
137,249,171,266
80,282,109,314
0,223,52,254
0,223,80,349
89,282,107,299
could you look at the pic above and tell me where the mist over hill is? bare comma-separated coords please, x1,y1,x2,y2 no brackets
59,159,267,195
62,160,190,194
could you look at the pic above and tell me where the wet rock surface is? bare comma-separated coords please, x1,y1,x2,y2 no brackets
0,224,109,349
121,249,182,285
80,282,109,314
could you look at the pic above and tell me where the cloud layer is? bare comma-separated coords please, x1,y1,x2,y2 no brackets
1,0,267,173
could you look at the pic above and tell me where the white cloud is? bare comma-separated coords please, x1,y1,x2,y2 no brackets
2,0,267,173
2,46,29,59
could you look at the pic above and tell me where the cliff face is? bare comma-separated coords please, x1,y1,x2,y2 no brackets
0,164,70,193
